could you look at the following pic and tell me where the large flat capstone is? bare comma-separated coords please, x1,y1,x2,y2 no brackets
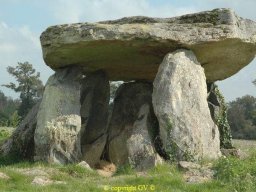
41,8,256,82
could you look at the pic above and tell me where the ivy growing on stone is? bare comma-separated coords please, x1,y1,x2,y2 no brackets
208,83,233,149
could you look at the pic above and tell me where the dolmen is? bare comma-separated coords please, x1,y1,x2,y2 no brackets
2,8,256,170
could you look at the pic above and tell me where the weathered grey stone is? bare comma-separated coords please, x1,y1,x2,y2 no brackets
34,67,82,163
127,104,163,170
31,176,53,186
152,49,221,161
0,101,41,159
81,134,107,167
31,176,66,186
47,115,81,164
80,70,110,167
77,161,92,170
178,161,201,171
107,82,162,169
41,8,256,82
179,161,214,183
183,168,214,184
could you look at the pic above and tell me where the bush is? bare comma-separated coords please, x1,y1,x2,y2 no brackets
0,127,14,145
0,129,11,138
214,154,256,191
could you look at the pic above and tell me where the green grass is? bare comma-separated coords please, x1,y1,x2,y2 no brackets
114,164,136,176
0,160,232,192
0,128,256,192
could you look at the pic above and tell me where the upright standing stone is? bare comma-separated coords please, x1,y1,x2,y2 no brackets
34,67,82,164
152,49,221,161
108,82,162,169
80,70,110,167
126,104,163,170
0,101,41,160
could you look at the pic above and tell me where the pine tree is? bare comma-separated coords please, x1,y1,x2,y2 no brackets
2,62,44,118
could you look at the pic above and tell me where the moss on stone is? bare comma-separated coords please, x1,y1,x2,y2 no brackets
165,117,173,133
165,139,178,162
179,10,220,25
165,139,195,162
163,117,195,161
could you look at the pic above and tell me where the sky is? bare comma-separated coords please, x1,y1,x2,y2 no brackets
0,0,255,101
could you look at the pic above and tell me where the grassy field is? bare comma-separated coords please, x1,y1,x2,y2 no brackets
0,127,256,192
0,160,235,192
233,139,256,153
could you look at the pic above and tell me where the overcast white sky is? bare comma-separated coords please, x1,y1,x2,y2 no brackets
0,0,255,101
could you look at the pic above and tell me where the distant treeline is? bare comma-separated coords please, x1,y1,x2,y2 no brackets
227,95,256,140
0,90,20,127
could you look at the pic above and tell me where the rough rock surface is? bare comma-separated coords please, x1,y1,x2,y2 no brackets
178,161,214,183
0,101,41,159
77,161,92,170
31,176,53,186
207,83,233,149
41,8,256,82
152,49,221,161
31,176,66,186
82,134,107,167
0,172,10,180
80,70,110,167
34,67,82,163
107,82,162,169
127,104,163,170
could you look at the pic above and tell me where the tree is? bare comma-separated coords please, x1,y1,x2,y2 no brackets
227,95,256,139
9,111,21,127
2,62,44,118
0,90,20,127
